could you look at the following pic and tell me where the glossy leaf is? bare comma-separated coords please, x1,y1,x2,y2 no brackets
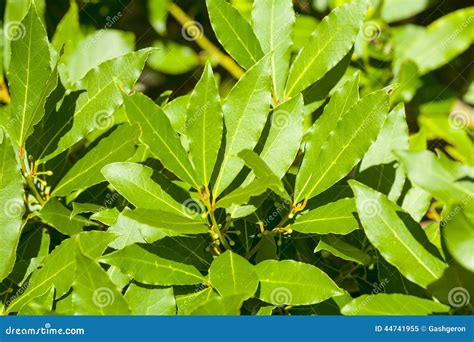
59,30,134,89
294,73,359,202
238,149,289,200
206,0,263,69
38,198,86,235
285,1,367,96
123,91,199,188
108,208,208,250
0,131,24,281
7,5,56,146
255,259,344,305
291,198,359,235
442,206,474,272
258,94,304,179
360,103,409,170
350,181,447,288
186,62,223,187
7,238,76,313
208,251,259,298
125,284,176,315
102,162,190,217
100,244,205,286
52,124,139,197
341,294,449,315
315,235,372,265
43,49,152,162
252,0,294,100
213,56,272,196
397,150,474,207
402,7,474,74
188,295,245,315
295,88,389,202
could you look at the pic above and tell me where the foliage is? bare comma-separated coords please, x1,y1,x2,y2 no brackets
0,0,473,316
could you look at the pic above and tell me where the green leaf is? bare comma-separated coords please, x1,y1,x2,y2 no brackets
42,49,152,162
7,4,56,146
315,235,372,265
52,0,83,52
341,294,449,315
38,198,86,235
125,284,176,315
295,88,389,202
208,251,259,298
100,244,205,286
52,124,139,197
402,7,474,74
60,30,134,89
108,208,208,250
186,62,223,187
18,286,54,315
396,150,474,207
360,103,409,170
442,206,474,272
381,0,438,23
238,149,289,199
213,56,272,196
427,262,474,307
401,186,431,222
206,0,263,69
72,249,130,315
215,179,268,208
0,131,24,282
252,0,294,100
291,198,358,235
176,286,218,314
3,0,45,69
255,259,344,305
148,0,168,35
102,162,191,217
163,95,190,134
285,1,367,96
76,231,118,260
7,238,76,313
294,73,358,202
123,91,199,189
350,181,447,288
148,41,199,75
258,94,304,179
188,294,245,315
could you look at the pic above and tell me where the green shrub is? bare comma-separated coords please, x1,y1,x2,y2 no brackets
0,0,472,315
